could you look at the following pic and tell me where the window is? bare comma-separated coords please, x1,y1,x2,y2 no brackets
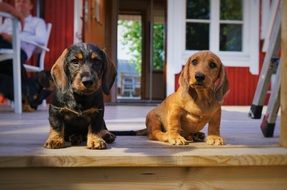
182,0,259,74
186,0,210,50
219,0,243,51
186,0,243,52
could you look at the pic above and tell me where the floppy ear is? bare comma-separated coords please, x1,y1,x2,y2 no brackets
36,71,51,88
51,49,68,92
179,57,191,89
214,64,229,103
102,52,117,95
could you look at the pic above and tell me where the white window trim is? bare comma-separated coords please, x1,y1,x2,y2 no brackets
167,0,259,95
183,0,259,74
74,0,83,43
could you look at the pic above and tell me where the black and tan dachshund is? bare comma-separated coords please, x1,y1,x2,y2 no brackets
43,43,117,149
0,71,54,112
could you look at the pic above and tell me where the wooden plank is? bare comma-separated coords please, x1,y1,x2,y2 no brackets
0,105,285,168
0,136,287,168
280,0,287,147
0,167,287,190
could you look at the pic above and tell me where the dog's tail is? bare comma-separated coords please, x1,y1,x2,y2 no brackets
110,129,147,136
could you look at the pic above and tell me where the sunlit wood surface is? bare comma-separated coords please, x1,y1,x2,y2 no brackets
0,105,286,189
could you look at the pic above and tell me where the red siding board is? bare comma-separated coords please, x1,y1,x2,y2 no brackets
224,67,259,105
43,0,74,70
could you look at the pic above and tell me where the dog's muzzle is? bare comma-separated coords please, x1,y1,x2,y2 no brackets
194,72,205,86
81,76,94,88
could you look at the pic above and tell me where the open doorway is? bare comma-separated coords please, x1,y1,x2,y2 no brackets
117,15,142,100
114,0,166,103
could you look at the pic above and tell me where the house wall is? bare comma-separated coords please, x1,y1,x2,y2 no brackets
83,0,106,49
43,0,74,70
1,0,265,105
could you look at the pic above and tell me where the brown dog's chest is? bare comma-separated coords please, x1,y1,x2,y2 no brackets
180,101,218,133
180,112,209,132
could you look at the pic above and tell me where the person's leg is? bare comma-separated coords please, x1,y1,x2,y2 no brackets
0,37,28,78
0,37,28,97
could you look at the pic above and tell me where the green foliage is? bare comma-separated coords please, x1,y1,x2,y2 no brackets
118,20,165,73
152,24,165,70
220,0,242,20
118,20,142,74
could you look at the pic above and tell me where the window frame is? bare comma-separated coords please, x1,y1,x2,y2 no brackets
183,0,259,74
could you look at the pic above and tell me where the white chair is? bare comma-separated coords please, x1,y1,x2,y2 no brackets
0,12,22,113
23,23,52,72
0,12,51,113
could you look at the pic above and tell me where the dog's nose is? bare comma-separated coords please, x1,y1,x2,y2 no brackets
195,72,205,83
82,76,94,88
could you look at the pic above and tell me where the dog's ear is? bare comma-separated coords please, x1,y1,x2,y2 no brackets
36,71,51,88
102,51,117,95
214,64,229,103
51,49,68,92
179,57,191,90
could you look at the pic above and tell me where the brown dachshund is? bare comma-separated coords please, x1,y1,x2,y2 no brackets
146,51,229,145
43,43,117,149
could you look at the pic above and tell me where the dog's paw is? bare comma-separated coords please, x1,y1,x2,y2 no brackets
206,135,224,145
87,135,107,149
43,137,65,149
23,104,36,112
99,130,116,144
168,134,188,145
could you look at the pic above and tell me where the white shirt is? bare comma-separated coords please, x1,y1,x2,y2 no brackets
0,15,47,59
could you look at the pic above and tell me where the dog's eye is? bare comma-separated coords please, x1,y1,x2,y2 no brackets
71,59,80,64
192,59,198,66
209,62,217,69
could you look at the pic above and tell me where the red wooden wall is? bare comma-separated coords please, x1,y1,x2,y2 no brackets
223,67,259,105
43,0,74,70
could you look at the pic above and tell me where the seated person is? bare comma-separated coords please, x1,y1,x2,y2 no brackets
0,0,49,111
0,2,24,25
0,0,47,78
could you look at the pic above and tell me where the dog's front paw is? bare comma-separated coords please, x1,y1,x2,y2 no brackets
43,137,65,149
168,134,188,145
87,134,107,149
206,135,224,145
23,104,36,112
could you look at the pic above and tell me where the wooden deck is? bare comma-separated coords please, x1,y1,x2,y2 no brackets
0,105,287,189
